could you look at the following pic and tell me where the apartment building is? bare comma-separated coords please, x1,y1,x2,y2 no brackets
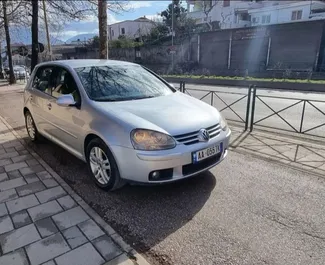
186,0,325,29
108,17,155,40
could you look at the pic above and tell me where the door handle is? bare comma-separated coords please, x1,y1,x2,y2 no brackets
47,103,52,110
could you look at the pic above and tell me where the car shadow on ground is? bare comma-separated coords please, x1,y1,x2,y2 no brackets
21,134,216,260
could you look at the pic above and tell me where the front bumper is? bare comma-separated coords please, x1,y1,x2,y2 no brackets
110,129,231,183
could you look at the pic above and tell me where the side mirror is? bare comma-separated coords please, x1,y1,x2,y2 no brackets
57,94,76,107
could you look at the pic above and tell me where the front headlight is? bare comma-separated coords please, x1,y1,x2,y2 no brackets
131,129,176,151
219,115,228,131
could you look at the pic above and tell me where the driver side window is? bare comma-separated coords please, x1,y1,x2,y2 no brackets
52,68,81,103
32,67,55,95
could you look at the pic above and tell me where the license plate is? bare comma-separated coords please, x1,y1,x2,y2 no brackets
192,143,223,163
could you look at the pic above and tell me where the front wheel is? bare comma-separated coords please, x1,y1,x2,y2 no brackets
86,138,125,191
25,111,39,142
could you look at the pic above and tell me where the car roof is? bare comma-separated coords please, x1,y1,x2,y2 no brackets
36,59,137,69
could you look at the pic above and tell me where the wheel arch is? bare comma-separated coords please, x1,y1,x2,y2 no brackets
83,133,123,181
83,133,119,163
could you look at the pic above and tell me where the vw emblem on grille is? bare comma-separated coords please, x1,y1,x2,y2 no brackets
198,129,210,142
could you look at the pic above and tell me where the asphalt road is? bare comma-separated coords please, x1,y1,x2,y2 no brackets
176,83,325,138
1,87,325,265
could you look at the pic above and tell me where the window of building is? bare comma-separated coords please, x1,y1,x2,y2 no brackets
121,28,125,35
291,10,303,21
223,0,230,7
252,17,260,24
262,14,271,24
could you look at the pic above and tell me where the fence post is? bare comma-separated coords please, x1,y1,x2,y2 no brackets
245,85,252,131
299,100,306,133
182,81,186,93
250,86,257,132
179,81,183,92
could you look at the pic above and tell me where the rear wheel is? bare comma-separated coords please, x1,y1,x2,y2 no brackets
86,138,125,191
25,111,39,142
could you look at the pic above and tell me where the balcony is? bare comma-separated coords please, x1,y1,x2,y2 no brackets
310,11,325,19
233,19,251,28
187,11,207,24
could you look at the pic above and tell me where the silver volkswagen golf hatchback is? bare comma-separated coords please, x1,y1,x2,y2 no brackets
23,60,231,190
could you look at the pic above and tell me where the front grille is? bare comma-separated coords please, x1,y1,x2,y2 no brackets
173,124,221,145
182,152,222,176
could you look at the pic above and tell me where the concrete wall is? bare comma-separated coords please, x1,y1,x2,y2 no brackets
268,21,324,70
64,20,325,77
197,19,325,73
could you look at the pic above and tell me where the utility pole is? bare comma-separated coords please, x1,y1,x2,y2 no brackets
3,0,15,84
98,0,108,59
171,0,174,73
0,41,3,79
42,0,52,61
31,0,38,71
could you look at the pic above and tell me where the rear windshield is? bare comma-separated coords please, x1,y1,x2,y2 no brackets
74,64,173,101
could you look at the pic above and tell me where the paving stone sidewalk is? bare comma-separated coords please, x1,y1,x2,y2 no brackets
0,117,149,265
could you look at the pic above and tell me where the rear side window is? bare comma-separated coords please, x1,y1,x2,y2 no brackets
32,67,55,95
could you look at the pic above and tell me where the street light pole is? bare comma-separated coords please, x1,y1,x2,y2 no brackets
171,0,174,73
42,0,52,61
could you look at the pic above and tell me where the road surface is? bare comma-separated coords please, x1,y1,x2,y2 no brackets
1,86,325,265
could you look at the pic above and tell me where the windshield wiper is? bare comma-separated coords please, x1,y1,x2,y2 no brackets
131,95,155,100
94,98,121,102
95,95,155,102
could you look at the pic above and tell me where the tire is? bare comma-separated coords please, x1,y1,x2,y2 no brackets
86,138,125,191
25,110,39,142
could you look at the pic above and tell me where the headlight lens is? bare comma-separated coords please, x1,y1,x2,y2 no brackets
219,115,228,131
131,129,176,150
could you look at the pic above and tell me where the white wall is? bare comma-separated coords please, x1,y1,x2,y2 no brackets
109,21,154,40
249,2,315,26
187,0,325,29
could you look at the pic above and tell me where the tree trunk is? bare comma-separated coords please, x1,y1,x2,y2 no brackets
98,0,108,59
0,42,4,79
3,0,16,84
31,0,38,71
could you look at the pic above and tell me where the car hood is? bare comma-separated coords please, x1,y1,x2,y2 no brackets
94,92,221,136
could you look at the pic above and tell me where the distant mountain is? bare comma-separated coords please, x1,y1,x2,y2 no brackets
9,27,64,45
66,34,97,44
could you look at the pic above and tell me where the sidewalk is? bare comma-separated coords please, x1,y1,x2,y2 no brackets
0,117,149,265
230,125,325,176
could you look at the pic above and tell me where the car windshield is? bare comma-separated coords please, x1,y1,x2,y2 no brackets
74,64,174,101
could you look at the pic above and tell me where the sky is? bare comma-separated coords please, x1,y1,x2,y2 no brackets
57,1,175,41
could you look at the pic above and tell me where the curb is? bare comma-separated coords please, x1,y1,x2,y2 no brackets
0,115,150,265
164,77,325,92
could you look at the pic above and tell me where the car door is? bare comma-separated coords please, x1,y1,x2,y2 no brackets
28,66,56,135
43,67,84,157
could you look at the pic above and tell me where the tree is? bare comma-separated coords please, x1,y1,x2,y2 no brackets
202,0,219,31
30,0,98,68
31,0,38,71
144,22,170,45
98,0,108,59
161,0,187,29
2,0,15,84
160,0,196,43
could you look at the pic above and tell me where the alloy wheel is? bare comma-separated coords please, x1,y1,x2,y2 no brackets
89,147,111,185
26,113,36,140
